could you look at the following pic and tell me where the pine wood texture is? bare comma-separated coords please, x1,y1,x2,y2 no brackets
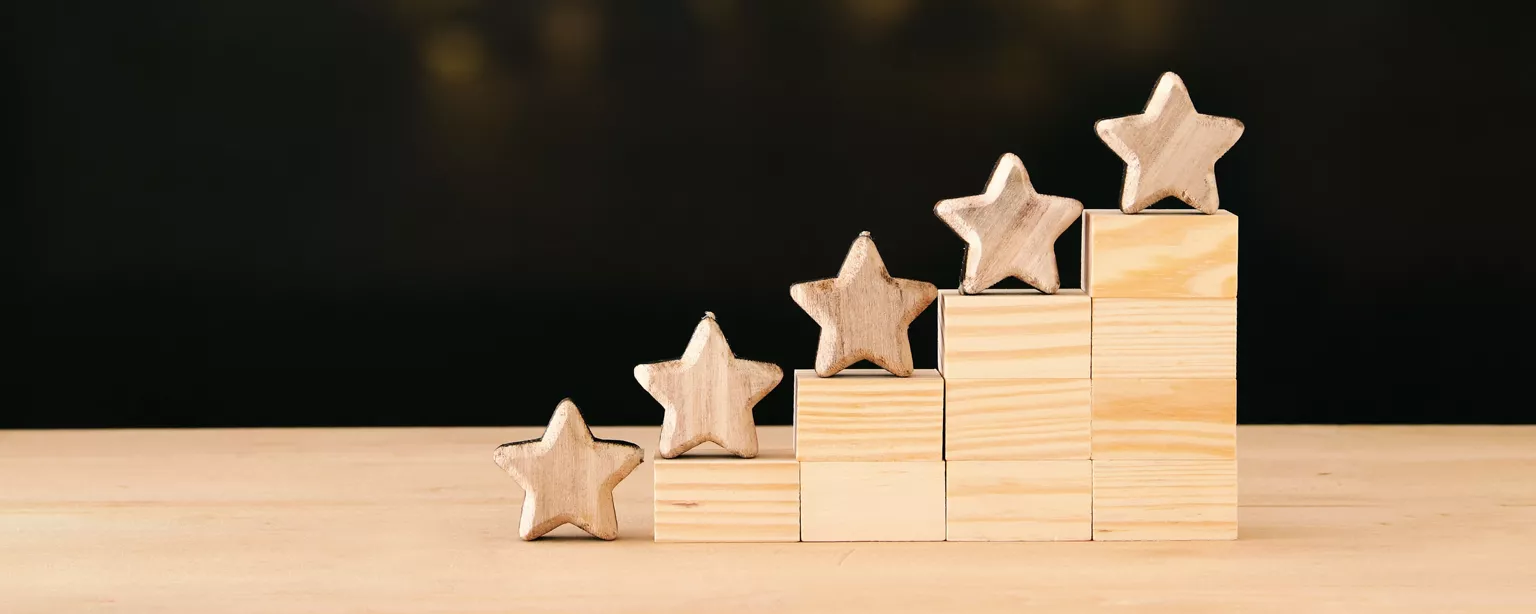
652,450,799,542
946,460,1092,541
491,399,645,540
1093,459,1238,541
799,461,946,542
1082,209,1238,298
933,153,1084,294
937,289,1091,379
1091,298,1237,378
793,368,944,462
1093,379,1237,460
633,312,783,459
789,232,939,377
1096,72,1245,214
944,378,1090,460
11,426,1536,612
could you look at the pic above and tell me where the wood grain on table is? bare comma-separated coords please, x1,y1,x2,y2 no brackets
3,426,1534,613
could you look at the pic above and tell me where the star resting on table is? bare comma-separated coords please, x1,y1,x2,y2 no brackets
934,152,1083,294
492,399,644,540
789,232,938,378
633,311,783,459
1095,71,1245,214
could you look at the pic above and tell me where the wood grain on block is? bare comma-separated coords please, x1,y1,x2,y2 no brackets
1082,209,1238,298
1092,460,1237,541
793,369,944,462
652,450,799,542
945,378,1090,460
1091,298,1236,378
946,461,1091,541
800,461,946,542
937,289,1091,379
1093,379,1237,460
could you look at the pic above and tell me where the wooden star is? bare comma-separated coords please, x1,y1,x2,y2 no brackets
1096,72,1245,214
634,312,783,459
491,399,644,540
790,232,938,377
934,153,1084,294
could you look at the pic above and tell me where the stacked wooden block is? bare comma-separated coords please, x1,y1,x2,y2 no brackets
939,289,1093,541
1081,209,1239,540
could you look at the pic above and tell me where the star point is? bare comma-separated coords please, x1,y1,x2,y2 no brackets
492,399,643,540
634,312,783,458
1096,71,1245,214
789,233,938,377
934,153,1083,294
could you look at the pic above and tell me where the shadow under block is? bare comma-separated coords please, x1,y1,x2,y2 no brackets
800,461,946,542
946,461,1091,541
652,451,800,542
937,290,1091,379
1092,379,1237,460
1091,298,1236,378
793,369,944,462
944,379,1090,460
1092,460,1238,541
1081,209,1238,298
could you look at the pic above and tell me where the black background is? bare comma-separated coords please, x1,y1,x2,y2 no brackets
11,0,1535,428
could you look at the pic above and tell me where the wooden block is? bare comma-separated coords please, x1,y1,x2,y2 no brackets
937,289,1091,379
944,379,1090,460
1081,209,1238,298
1092,379,1237,460
946,461,1091,541
799,461,945,542
1091,298,1236,378
1092,460,1237,541
793,369,944,462
652,450,799,542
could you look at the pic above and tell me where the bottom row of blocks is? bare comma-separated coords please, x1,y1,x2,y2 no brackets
653,455,1237,542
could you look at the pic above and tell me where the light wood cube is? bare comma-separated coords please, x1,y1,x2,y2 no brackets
937,289,1091,379
945,378,1090,460
1092,460,1237,541
1091,298,1236,378
794,369,944,462
946,461,1091,541
653,451,800,542
1092,379,1237,460
800,461,945,541
1081,209,1238,298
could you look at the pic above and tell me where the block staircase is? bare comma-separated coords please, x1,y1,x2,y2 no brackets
652,208,1238,542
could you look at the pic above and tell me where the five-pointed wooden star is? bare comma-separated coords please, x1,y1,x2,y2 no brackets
492,399,644,540
634,312,783,459
934,153,1084,294
790,232,938,377
1096,72,1245,214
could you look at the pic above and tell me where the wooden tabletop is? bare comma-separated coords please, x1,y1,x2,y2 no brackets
3,425,1534,613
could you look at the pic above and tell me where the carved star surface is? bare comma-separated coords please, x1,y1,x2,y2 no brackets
1096,72,1245,214
789,232,938,377
934,153,1083,294
492,399,644,540
634,312,782,459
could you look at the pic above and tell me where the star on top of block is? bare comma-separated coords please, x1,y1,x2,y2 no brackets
634,311,783,459
492,399,644,540
934,153,1084,294
790,232,938,378
1096,72,1245,214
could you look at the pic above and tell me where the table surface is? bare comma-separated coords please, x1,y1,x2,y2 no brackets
3,425,1534,613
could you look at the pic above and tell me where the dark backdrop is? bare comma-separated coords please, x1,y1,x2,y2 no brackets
11,0,1535,428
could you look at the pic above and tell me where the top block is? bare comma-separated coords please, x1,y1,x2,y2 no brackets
1082,209,1238,298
